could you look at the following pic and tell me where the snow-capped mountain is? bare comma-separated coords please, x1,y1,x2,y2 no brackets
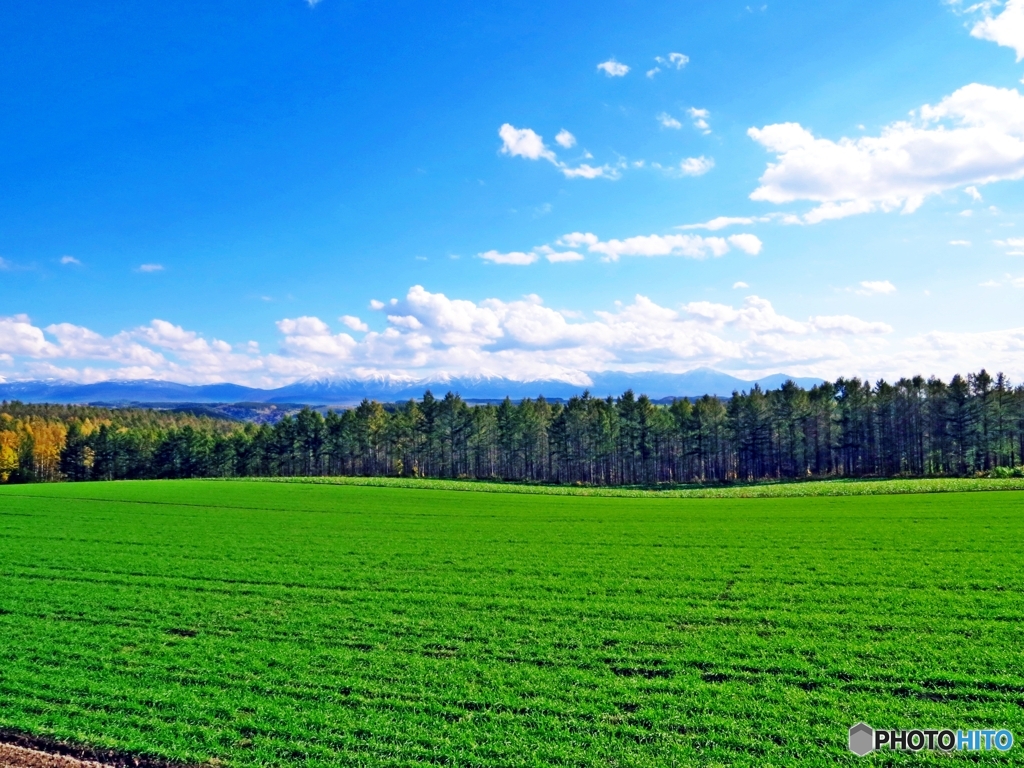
0,368,825,406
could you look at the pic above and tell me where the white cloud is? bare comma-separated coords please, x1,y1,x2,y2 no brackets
592,233,730,261
0,315,60,358
733,281,750,289
558,232,600,249
648,53,689,77
46,323,165,366
657,112,683,129
341,315,369,332
557,231,761,262
60,256,80,265
138,264,164,273
535,245,584,263
561,163,617,179
499,123,556,162
680,156,715,176
749,84,1024,223
477,244,585,266
498,123,618,180
950,239,973,246
597,59,629,77
277,316,357,359
12,285,1024,384
0,314,268,385
857,280,897,295
479,250,538,266
970,0,1024,60
679,215,780,230
688,107,711,133
554,129,576,148
727,234,764,255
965,185,983,201
683,216,755,231
996,236,1024,254
976,273,1024,287
810,315,893,334
388,314,424,330
665,52,689,68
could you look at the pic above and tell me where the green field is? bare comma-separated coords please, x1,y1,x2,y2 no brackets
1,480,1023,766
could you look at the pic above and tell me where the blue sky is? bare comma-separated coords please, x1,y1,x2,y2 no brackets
2,0,1024,386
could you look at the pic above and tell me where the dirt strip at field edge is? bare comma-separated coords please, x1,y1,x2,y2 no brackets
0,733,191,768
0,744,111,768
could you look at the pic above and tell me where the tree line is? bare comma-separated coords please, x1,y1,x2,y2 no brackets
2,370,1023,486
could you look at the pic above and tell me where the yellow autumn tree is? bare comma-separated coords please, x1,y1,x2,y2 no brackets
0,429,19,482
25,418,67,482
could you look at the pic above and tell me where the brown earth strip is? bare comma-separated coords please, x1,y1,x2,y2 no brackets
0,733,191,768
0,744,110,768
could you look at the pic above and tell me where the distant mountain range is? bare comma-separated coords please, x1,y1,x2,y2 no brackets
0,368,825,406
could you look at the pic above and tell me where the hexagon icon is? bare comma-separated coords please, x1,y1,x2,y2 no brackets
849,722,874,756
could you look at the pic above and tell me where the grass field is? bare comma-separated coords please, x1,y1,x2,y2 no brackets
254,473,1024,498
1,480,1023,766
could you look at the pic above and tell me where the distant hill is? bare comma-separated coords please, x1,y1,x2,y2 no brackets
0,368,825,406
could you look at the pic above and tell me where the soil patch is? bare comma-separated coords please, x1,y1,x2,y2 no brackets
0,732,190,768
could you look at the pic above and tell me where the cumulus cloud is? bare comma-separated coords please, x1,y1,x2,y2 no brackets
979,272,1024,287
996,236,1024,254
970,0,1024,60
9,286,1024,384
477,244,584,266
727,233,764,255
680,156,715,176
857,280,897,295
535,245,584,263
0,315,60,358
341,315,369,332
950,239,973,246
899,324,1024,377
498,124,619,179
597,59,629,77
748,84,1024,223
810,314,893,334
277,316,357,358
657,112,683,129
662,52,690,69
556,231,762,262
679,215,780,230
688,107,711,133
499,123,556,162
647,52,689,78
60,256,80,265
0,314,270,385
47,323,165,366
561,163,617,179
733,281,750,289
479,250,539,266
965,185,983,201
137,264,164,273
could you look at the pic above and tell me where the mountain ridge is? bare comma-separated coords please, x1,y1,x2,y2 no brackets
0,368,825,405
